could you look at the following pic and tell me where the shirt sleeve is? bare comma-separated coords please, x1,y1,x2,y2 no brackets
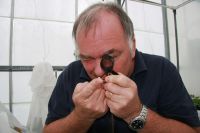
158,59,200,127
45,69,73,125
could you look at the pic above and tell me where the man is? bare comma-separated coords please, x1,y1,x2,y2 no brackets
44,2,200,133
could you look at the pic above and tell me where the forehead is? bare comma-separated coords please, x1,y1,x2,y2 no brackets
76,11,128,57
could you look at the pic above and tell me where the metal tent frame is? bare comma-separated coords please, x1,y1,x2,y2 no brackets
119,0,195,72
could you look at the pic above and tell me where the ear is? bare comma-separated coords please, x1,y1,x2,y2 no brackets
131,37,136,58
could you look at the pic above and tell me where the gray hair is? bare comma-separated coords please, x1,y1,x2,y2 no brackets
72,2,134,53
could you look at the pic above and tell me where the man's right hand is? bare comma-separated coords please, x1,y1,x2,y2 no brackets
72,77,108,121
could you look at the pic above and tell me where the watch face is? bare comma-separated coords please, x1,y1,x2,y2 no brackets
131,119,144,129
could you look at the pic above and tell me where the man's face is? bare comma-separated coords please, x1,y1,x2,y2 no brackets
76,11,135,79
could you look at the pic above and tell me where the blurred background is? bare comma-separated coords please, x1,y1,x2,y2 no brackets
0,0,199,126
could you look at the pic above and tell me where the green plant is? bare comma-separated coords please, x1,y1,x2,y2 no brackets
190,95,200,110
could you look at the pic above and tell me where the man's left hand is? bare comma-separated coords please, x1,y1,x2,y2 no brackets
104,73,142,123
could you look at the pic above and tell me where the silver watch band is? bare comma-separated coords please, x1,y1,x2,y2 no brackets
128,105,148,131
139,105,148,121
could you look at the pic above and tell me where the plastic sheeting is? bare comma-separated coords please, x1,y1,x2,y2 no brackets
0,101,23,133
0,113,11,133
26,62,56,133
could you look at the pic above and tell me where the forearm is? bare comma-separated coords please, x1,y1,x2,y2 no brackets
43,111,94,133
140,109,197,133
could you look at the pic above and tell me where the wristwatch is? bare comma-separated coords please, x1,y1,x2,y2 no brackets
129,105,148,131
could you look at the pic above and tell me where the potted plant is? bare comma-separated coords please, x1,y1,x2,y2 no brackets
190,95,200,118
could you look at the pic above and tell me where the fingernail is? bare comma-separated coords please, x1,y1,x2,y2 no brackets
105,76,109,82
98,77,103,82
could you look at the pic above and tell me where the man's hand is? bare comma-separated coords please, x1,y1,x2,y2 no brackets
72,77,108,121
104,73,142,123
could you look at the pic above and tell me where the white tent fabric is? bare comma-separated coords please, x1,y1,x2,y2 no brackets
27,62,56,133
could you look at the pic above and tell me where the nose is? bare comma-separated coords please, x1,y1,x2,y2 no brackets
94,59,105,77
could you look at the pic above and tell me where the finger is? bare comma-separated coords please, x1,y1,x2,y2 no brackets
105,73,134,88
106,98,116,113
82,77,104,98
88,88,103,102
105,90,112,99
105,90,122,103
97,88,106,103
104,82,127,96
73,82,89,104
74,81,89,94
98,89,108,111
88,88,101,101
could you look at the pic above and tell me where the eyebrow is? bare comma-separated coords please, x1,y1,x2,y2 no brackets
79,48,120,59
78,54,94,60
103,49,115,55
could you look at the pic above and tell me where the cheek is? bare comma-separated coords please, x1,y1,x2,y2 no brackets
114,55,132,74
82,62,94,73
114,60,124,72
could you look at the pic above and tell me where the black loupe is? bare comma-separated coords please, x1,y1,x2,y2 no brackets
100,54,118,75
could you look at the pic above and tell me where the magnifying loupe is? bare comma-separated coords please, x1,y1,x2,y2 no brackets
100,54,118,75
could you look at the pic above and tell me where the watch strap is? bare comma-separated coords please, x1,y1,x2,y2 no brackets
129,105,148,131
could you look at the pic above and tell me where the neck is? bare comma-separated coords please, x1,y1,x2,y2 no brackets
128,57,135,77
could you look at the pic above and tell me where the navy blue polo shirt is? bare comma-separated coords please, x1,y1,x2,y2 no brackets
46,50,200,132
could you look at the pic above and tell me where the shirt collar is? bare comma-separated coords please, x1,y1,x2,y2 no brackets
130,50,147,79
79,63,91,81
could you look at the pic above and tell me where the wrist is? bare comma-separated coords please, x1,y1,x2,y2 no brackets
128,105,148,131
124,103,143,124
72,109,95,124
